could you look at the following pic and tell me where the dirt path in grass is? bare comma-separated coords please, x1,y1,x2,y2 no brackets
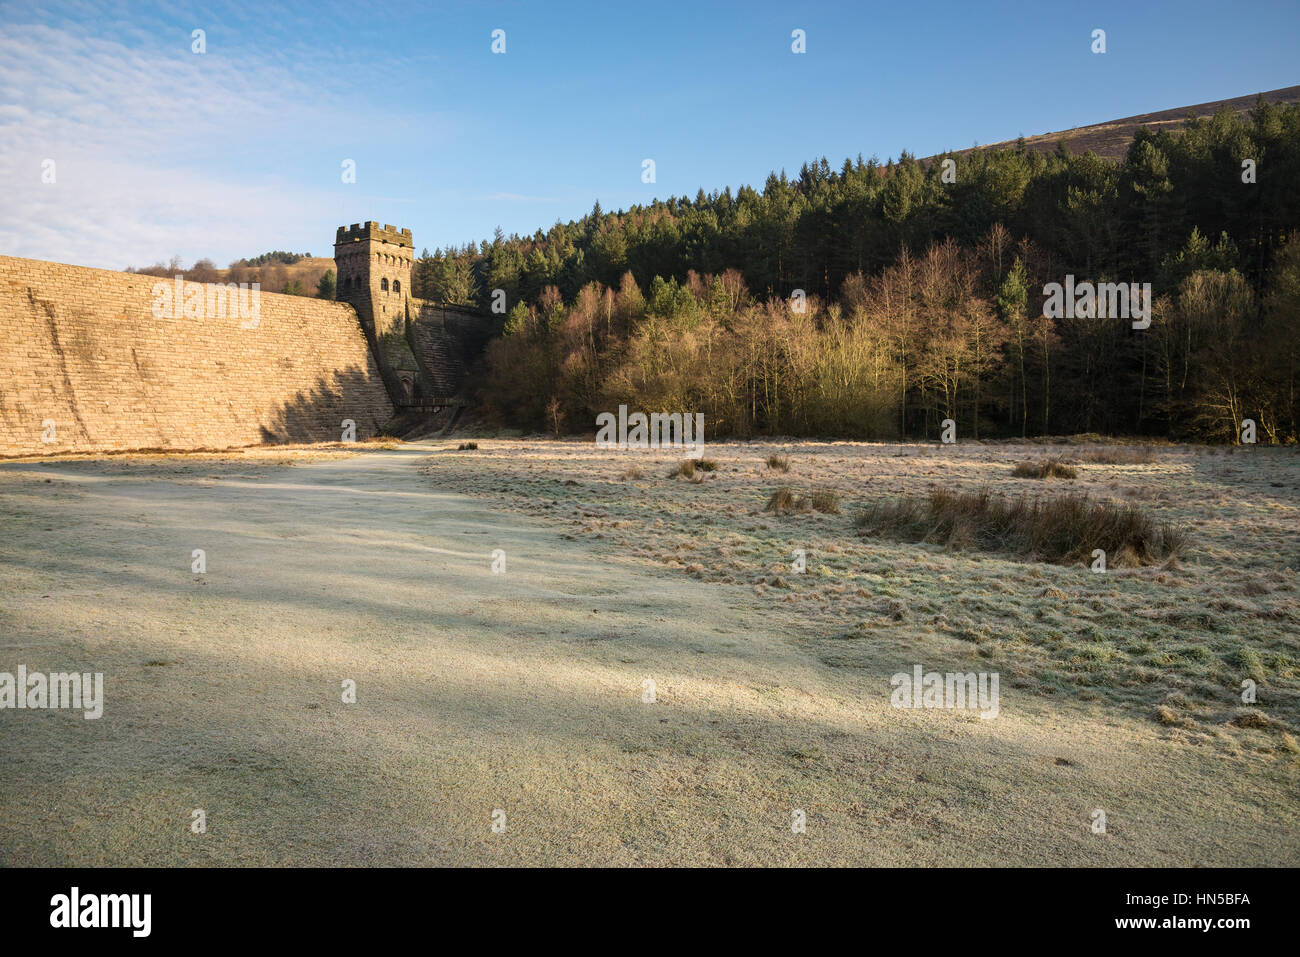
0,443,1295,865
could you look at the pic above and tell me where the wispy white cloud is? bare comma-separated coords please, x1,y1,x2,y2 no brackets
0,14,442,268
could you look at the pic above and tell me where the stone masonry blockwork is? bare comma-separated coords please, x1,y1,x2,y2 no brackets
0,255,394,456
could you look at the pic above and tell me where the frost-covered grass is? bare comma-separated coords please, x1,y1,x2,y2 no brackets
423,437,1300,750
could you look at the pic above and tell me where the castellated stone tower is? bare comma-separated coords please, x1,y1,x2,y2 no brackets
334,221,418,404
334,222,413,340
332,220,491,409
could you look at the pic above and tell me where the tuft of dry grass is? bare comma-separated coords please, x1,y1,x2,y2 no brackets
809,489,839,514
765,487,838,515
1154,705,1192,727
457,442,479,451
1231,709,1273,729
669,459,696,479
766,454,790,473
620,466,646,481
1013,458,1078,480
765,486,805,515
853,488,1186,565
695,458,719,472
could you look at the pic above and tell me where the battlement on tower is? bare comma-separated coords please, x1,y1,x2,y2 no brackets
334,222,413,247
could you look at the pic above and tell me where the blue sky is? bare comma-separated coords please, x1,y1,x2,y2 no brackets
1,0,1297,269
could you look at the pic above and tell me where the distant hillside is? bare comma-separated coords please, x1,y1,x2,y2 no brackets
217,256,336,296
127,254,337,298
942,85,1300,162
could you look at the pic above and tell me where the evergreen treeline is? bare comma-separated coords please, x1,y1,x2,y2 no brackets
429,100,1300,441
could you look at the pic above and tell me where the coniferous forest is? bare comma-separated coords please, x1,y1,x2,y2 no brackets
412,101,1300,442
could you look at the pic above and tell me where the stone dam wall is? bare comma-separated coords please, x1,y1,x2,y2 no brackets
0,255,394,456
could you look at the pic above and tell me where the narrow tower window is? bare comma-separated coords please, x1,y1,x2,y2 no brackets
381,278,389,292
